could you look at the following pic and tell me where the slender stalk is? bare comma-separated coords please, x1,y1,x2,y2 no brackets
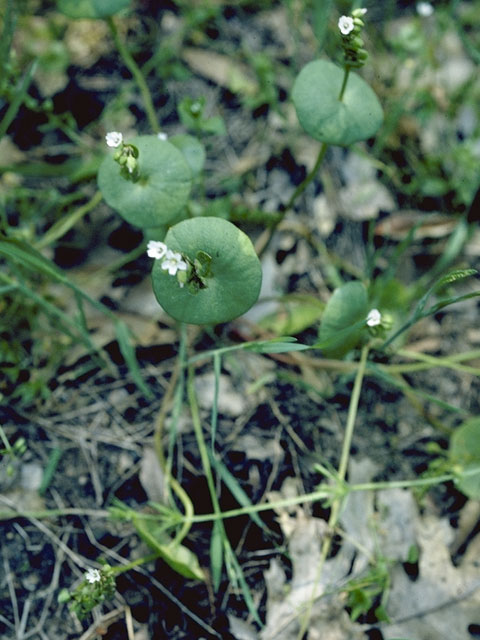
36,191,103,250
256,142,329,256
106,17,160,134
338,65,351,101
0,469,461,524
153,323,193,546
297,344,369,639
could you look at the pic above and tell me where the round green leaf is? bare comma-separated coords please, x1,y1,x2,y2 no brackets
449,418,480,499
170,134,206,178
57,0,130,18
292,60,383,146
318,281,368,358
152,217,262,325
98,136,192,228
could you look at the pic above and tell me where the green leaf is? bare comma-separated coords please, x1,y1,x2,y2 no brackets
152,217,262,325
98,135,192,228
292,60,383,146
210,520,224,592
57,0,130,18
449,418,480,499
318,281,369,358
169,134,206,178
132,515,205,581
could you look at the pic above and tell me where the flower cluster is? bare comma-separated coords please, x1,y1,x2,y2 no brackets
59,564,116,620
338,8,369,68
105,131,139,177
147,241,188,286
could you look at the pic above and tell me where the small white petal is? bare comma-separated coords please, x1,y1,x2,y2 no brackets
157,132,168,141
366,309,382,327
416,2,434,16
105,131,123,148
358,8,367,15
161,250,188,277
147,240,168,260
85,568,101,584
338,16,355,35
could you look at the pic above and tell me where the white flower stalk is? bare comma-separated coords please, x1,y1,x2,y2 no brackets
105,131,123,148
147,241,168,260
366,308,382,327
338,15,355,35
417,2,434,16
84,568,101,584
161,250,188,277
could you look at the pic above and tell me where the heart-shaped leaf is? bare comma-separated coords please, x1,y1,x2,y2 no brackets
152,217,262,325
317,281,369,357
449,418,480,499
292,60,383,146
169,134,206,178
98,136,192,228
57,0,130,18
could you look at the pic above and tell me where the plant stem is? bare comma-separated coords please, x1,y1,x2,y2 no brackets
36,191,103,250
0,470,460,523
256,142,328,256
297,344,369,639
338,65,351,101
153,323,193,546
106,17,160,134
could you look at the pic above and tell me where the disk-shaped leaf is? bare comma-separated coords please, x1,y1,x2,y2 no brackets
170,134,206,178
292,60,383,146
449,418,480,499
318,281,368,358
98,136,191,228
152,217,262,325
57,0,130,18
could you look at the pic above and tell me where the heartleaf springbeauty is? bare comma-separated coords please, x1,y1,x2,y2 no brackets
292,60,383,146
98,136,192,228
152,217,262,325
57,0,130,19
317,281,369,358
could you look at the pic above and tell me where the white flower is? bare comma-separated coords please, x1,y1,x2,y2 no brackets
105,131,123,148
147,240,168,260
85,568,101,584
416,2,434,16
366,308,382,327
161,250,188,277
338,15,355,35
157,132,168,141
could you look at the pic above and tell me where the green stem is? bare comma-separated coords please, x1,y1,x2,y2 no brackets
0,470,461,523
297,344,369,639
257,142,328,256
106,17,160,134
153,323,193,547
36,191,103,250
187,364,222,515
338,65,351,101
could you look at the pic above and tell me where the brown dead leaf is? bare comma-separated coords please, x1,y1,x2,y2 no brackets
182,48,258,96
375,210,457,240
